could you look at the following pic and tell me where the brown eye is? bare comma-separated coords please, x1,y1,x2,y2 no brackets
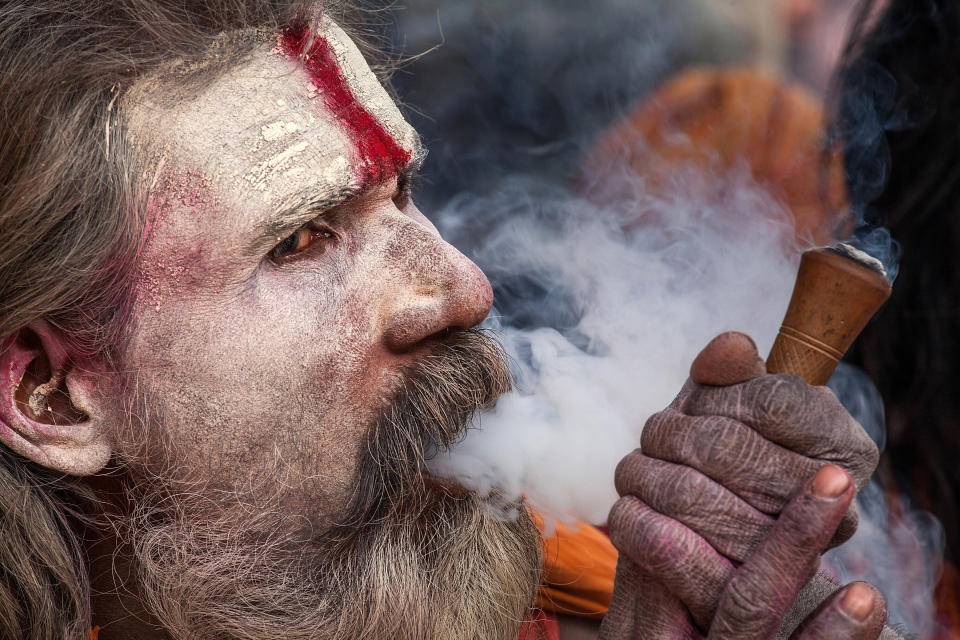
270,225,334,261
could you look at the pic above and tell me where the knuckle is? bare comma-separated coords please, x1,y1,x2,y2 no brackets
608,497,686,573
856,436,880,474
642,524,689,574
716,575,774,636
832,425,879,486
749,374,808,424
847,440,879,487
815,388,856,430
699,416,746,470
614,449,643,496
640,409,676,453
670,468,711,517
607,496,646,547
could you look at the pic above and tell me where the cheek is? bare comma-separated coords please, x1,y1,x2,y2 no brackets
122,265,391,509
134,175,229,314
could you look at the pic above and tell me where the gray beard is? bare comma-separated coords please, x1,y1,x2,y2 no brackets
118,329,543,640
126,486,542,640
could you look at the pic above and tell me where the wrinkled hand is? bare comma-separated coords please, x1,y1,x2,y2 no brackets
601,465,887,638
629,332,879,552
600,332,884,638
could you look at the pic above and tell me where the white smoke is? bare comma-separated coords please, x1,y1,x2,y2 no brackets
393,3,942,636
825,363,945,638
420,155,945,637
429,164,802,524
425,161,942,635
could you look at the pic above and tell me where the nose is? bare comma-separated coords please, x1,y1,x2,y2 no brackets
379,218,494,353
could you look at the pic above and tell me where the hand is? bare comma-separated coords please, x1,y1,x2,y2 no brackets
600,464,887,638
600,332,885,637
625,332,878,561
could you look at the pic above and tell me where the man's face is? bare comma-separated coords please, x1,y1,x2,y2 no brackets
121,19,492,518
105,18,540,639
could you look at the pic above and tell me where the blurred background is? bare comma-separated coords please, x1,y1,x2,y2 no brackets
375,1,959,637
384,0,853,212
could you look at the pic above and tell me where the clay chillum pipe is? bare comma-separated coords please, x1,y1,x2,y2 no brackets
766,243,892,385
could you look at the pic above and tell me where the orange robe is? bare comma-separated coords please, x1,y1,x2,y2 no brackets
582,66,850,247
524,517,618,640
536,520,617,620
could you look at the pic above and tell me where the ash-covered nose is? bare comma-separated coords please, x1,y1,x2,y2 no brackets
381,226,493,353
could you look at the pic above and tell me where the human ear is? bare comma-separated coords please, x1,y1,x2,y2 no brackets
0,320,112,475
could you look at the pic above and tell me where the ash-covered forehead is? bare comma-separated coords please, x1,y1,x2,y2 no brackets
122,16,421,227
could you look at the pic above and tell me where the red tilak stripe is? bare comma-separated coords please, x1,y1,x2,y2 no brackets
280,23,410,186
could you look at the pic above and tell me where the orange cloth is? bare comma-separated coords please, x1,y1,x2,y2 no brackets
534,516,618,620
583,66,850,247
89,626,100,640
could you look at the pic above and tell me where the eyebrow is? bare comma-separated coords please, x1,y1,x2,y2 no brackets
253,146,427,251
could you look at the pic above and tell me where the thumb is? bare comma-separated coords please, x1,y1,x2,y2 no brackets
690,331,767,386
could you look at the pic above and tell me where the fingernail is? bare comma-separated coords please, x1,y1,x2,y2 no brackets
812,465,850,498
840,583,874,622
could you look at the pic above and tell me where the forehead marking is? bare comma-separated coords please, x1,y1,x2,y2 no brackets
279,23,410,186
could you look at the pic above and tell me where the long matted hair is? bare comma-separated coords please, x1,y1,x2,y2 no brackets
0,3,382,637
832,0,960,562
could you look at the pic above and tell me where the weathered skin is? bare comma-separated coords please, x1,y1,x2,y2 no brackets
0,14,893,639
601,333,887,639
113,21,491,522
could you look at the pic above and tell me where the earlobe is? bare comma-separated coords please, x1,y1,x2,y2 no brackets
0,321,112,476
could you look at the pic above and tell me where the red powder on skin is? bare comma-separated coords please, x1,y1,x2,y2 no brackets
278,23,411,186
136,171,215,313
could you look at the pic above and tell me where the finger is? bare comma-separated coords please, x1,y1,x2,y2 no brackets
708,465,855,640
681,374,879,490
790,582,887,640
668,377,698,410
641,409,823,515
600,558,701,640
639,410,858,546
680,375,875,543
600,557,642,638
615,452,774,562
689,332,767,387
633,575,703,639
608,495,734,631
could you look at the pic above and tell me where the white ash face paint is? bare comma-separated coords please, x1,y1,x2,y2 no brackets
321,16,420,153
260,121,301,141
111,21,489,524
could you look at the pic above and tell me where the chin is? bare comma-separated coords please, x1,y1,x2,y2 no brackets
125,476,542,640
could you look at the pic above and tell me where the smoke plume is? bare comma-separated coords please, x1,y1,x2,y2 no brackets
428,167,800,525
387,1,940,635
